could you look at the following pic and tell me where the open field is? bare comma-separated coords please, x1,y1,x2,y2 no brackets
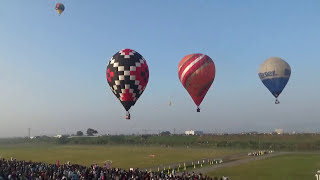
1,139,320,179
206,153,320,180
0,144,245,169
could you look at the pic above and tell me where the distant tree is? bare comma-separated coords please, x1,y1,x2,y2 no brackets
140,135,150,143
58,136,69,144
160,131,171,136
87,128,98,136
76,131,84,136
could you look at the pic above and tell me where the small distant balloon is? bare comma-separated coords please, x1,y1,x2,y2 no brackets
258,57,291,104
55,3,65,16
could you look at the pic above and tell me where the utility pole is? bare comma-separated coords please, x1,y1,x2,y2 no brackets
174,128,176,135
28,128,31,138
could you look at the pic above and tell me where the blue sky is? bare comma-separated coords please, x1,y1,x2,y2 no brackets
0,0,319,137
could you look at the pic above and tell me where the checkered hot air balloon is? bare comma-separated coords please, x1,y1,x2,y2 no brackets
106,49,149,119
178,53,216,112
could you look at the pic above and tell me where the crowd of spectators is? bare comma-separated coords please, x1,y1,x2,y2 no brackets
0,158,229,180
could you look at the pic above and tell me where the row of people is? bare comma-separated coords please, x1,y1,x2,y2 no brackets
0,158,229,180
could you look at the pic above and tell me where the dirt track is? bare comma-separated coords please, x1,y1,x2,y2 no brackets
148,152,248,172
176,152,289,175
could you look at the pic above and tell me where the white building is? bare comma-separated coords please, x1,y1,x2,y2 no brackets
185,130,203,135
54,135,62,138
275,129,284,135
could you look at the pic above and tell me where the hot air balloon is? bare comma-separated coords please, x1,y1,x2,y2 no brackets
55,3,65,16
106,49,149,119
258,57,291,104
178,53,216,112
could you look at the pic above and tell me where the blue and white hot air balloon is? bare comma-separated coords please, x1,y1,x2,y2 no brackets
258,57,291,104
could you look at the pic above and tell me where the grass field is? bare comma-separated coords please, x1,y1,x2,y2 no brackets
206,153,320,180
0,144,244,169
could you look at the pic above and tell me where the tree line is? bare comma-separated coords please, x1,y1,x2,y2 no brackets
1,133,320,151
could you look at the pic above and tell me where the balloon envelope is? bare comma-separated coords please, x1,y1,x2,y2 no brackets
178,53,216,107
258,57,291,98
55,3,65,16
106,49,149,112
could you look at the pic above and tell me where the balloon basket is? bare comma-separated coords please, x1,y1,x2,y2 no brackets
126,112,131,120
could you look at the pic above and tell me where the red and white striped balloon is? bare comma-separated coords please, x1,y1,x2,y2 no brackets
178,53,216,111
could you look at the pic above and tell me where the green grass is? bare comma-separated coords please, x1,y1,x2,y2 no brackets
0,144,243,169
206,153,320,180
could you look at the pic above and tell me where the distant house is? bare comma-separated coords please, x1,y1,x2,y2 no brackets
185,130,203,135
54,135,62,138
275,129,284,135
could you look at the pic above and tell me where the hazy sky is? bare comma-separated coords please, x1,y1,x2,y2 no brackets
1,0,319,137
